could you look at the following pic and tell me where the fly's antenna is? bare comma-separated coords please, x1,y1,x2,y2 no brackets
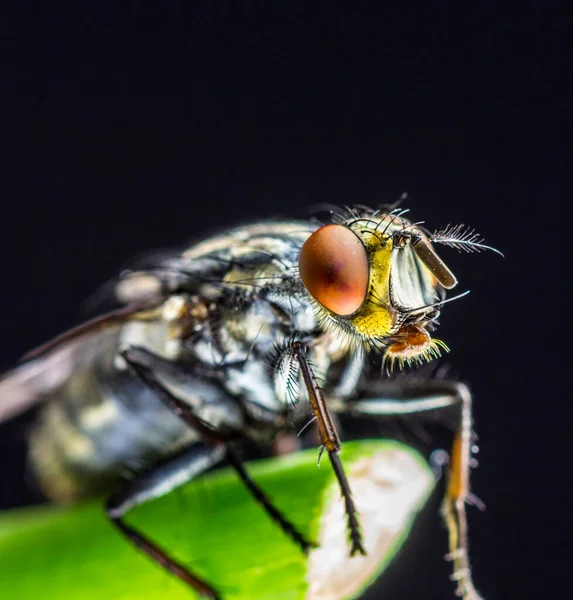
430,224,504,257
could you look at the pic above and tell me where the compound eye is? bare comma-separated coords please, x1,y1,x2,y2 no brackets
299,224,368,316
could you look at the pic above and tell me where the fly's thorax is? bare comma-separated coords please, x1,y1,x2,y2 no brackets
178,219,320,345
112,295,202,367
221,300,281,352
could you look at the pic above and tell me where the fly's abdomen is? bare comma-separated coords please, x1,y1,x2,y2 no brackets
28,341,195,502
28,307,249,503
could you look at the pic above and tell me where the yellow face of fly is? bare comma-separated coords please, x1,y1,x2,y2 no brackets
299,210,459,368
346,227,395,339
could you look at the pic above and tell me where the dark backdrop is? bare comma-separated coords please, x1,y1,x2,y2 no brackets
0,3,570,600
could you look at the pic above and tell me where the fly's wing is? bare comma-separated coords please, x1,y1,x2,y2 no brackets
0,246,202,424
0,306,149,423
0,250,219,424
0,333,111,423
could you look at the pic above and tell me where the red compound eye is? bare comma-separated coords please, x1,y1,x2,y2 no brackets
299,224,369,316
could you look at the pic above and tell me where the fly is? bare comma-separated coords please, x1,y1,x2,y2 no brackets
0,204,500,599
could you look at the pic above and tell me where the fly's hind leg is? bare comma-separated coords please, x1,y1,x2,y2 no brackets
106,444,226,599
341,379,484,600
120,345,314,555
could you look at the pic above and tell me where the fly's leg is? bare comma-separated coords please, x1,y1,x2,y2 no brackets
343,379,483,600
106,444,226,599
121,345,314,554
292,342,366,556
224,448,316,553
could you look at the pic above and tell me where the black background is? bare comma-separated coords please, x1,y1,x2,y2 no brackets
0,3,570,600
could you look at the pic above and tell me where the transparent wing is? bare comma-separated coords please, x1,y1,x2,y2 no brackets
0,306,145,423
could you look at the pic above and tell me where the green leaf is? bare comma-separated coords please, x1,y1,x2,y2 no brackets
0,440,434,600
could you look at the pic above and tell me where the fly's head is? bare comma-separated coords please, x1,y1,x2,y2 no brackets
299,207,500,370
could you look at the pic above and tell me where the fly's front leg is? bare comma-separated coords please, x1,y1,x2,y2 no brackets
106,445,226,599
344,380,483,600
292,342,366,556
441,384,483,600
121,345,314,555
